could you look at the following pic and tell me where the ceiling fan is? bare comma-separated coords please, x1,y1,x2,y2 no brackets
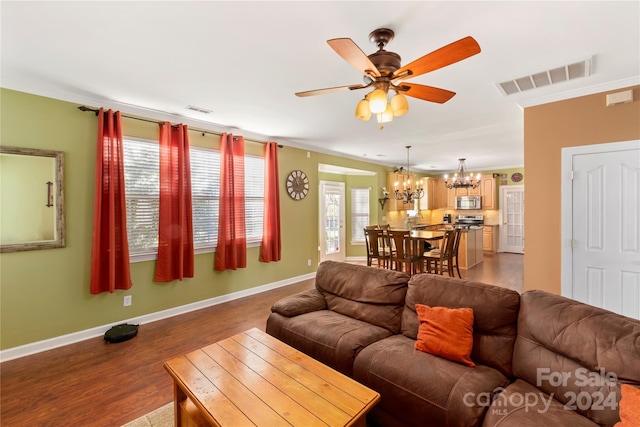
296,28,481,124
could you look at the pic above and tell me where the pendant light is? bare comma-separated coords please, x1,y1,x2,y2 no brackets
444,158,481,189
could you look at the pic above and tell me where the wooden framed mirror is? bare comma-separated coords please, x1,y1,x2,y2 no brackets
0,146,65,252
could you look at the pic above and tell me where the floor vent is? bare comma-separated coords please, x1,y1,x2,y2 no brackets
496,57,592,96
186,105,213,114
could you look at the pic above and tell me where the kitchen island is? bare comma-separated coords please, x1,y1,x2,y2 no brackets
457,227,484,269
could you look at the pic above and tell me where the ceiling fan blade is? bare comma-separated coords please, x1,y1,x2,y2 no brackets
327,38,381,78
393,36,481,80
399,83,456,104
295,84,366,97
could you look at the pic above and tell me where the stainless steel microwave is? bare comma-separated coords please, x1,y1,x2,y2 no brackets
456,195,482,210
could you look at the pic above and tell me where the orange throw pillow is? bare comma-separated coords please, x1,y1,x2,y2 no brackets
414,304,475,367
615,384,640,427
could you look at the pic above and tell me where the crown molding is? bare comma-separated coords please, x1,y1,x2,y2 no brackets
518,76,640,108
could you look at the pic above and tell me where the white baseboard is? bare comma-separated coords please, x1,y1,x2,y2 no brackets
344,256,366,262
0,272,316,363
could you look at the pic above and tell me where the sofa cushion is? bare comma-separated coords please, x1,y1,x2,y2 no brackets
415,304,476,367
513,291,640,426
616,384,640,427
402,275,520,378
266,310,393,376
270,288,327,317
482,379,599,427
315,261,410,333
354,334,510,427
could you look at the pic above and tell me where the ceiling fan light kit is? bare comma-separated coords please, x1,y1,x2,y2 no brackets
355,97,371,120
391,92,409,116
377,104,394,124
368,88,388,113
296,28,481,128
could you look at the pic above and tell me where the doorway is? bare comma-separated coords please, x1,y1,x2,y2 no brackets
561,140,640,318
499,185,525,253
319,181,345,262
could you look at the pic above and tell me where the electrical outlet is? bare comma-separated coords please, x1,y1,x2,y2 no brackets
123,295,132,307
307,259,311,266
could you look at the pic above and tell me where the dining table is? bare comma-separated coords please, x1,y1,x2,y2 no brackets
386,229,446,274
388,229,446,242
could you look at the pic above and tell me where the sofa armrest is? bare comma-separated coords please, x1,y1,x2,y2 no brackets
271,289,327,317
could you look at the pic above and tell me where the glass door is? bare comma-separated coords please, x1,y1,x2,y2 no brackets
500,185,525,253
319,181,345,262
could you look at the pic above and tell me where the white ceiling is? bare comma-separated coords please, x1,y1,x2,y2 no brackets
2,1,639,173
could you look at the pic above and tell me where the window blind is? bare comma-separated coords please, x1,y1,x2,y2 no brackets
351,187,370,243
122,138,264,256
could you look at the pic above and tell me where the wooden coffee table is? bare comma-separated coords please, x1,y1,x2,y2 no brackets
164,328,380,427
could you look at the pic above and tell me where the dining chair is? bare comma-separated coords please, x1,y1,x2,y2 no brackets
448,228,463,278
422,229,457,276
363,227,392,268
388,230,421,274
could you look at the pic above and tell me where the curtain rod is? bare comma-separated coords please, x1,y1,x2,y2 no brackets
77,106,282,147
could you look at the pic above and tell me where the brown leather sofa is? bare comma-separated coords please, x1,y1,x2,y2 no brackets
266,261,640,427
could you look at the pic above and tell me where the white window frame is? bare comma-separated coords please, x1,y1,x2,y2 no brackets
122,137,264,263
350,187,370,245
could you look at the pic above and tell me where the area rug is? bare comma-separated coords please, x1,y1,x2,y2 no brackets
121,402,174,427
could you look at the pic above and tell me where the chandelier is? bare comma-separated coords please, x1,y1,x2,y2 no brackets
394,146,424,204
444,158,481,189
355,83,409,129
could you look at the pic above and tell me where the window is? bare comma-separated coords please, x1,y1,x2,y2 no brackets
350,187,370,244
123,138,264,260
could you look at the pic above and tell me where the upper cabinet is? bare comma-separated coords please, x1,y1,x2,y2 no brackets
429,178,455,210
455,184,481,196
418,178,440,210
481,175,497,210
392,174,498,211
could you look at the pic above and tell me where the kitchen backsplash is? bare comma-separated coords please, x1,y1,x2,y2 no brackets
384,209,500,228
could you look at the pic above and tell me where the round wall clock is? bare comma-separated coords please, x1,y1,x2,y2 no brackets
286,170,309,200
511,172,523,183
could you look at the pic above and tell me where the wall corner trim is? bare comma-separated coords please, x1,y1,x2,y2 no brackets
0,272,316,363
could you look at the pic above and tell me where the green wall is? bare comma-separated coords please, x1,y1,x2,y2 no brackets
0,88,390,350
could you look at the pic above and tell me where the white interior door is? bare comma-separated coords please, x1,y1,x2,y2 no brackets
499,185,525,253
562,141,640,318
319,181,345,262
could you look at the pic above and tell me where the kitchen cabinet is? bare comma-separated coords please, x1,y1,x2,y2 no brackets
481,175,498,210
433,178,455,209
483,225,497,253
445,181,456,209
455,183,481,197
457,227,483,269
418,178,439,210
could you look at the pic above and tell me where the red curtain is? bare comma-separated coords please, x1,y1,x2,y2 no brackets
90,109,132,294
215,133,246,271
154,122,194,282
259,142,281,262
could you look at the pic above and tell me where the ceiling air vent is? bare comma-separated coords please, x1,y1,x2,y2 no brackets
496,57,592,96
186,105,213,114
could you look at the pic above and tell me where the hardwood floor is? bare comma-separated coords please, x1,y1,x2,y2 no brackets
0,253,522,427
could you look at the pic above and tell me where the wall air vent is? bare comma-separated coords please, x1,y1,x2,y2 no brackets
186,105,213,114
496,57,592,96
